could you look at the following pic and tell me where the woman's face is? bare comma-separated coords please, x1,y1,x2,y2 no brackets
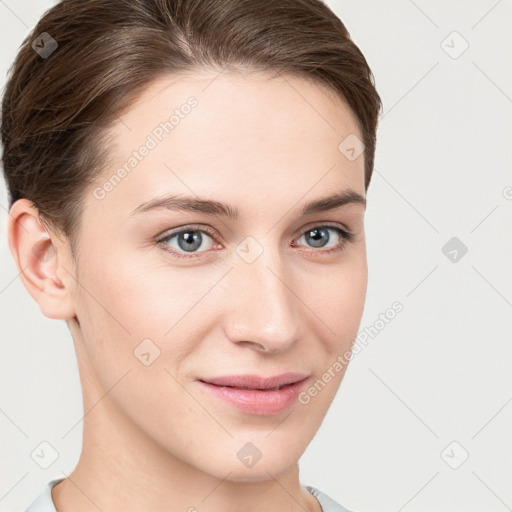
66,70,367,481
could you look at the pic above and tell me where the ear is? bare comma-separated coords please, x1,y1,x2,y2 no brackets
7,198,77,320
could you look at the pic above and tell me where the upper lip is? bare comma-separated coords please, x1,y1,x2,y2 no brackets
199,372,308,390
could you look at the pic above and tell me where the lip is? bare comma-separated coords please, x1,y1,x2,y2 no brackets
197,373,308,416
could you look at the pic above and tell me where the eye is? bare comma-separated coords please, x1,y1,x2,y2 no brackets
157,225,217,259
156,223,354,259
293,224,353,254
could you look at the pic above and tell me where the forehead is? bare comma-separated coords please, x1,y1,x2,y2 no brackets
107,68,362,154
91,70,365,215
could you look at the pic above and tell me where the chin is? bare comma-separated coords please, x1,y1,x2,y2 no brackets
210,445,301,483
225,461,297,483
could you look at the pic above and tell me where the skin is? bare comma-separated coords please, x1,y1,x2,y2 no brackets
8,69,368,512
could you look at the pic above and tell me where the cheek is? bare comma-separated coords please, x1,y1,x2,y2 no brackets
72,257,198,429
301,255,368,349
74,249,227,373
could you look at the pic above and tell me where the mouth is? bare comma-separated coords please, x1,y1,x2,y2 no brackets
196,373,309,415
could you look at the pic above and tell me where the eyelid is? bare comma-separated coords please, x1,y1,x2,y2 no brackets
157,223,217,241
296,220,351,237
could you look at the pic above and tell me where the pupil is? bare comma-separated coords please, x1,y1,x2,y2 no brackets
179,231,202,252
307,228,328,248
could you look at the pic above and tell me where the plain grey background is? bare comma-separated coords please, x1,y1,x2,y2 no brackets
1,1,511,511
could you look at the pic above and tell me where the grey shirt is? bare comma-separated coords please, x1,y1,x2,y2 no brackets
25,477,355,512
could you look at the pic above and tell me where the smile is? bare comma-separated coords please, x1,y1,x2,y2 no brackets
197,373,309,415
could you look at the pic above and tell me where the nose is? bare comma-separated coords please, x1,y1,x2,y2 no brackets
222,247,302,354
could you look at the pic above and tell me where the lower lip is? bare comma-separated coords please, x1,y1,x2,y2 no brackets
197,378,308,416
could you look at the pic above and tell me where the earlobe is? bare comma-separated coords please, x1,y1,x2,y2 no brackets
7,198,77,320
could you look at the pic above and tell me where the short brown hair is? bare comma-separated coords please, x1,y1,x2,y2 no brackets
1,0,382,255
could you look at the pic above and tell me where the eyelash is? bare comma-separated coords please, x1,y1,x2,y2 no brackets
156,223,354,260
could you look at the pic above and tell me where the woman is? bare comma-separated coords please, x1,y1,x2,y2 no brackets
1,0,382,510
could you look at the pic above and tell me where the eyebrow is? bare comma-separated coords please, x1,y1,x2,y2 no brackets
130,189,366,219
